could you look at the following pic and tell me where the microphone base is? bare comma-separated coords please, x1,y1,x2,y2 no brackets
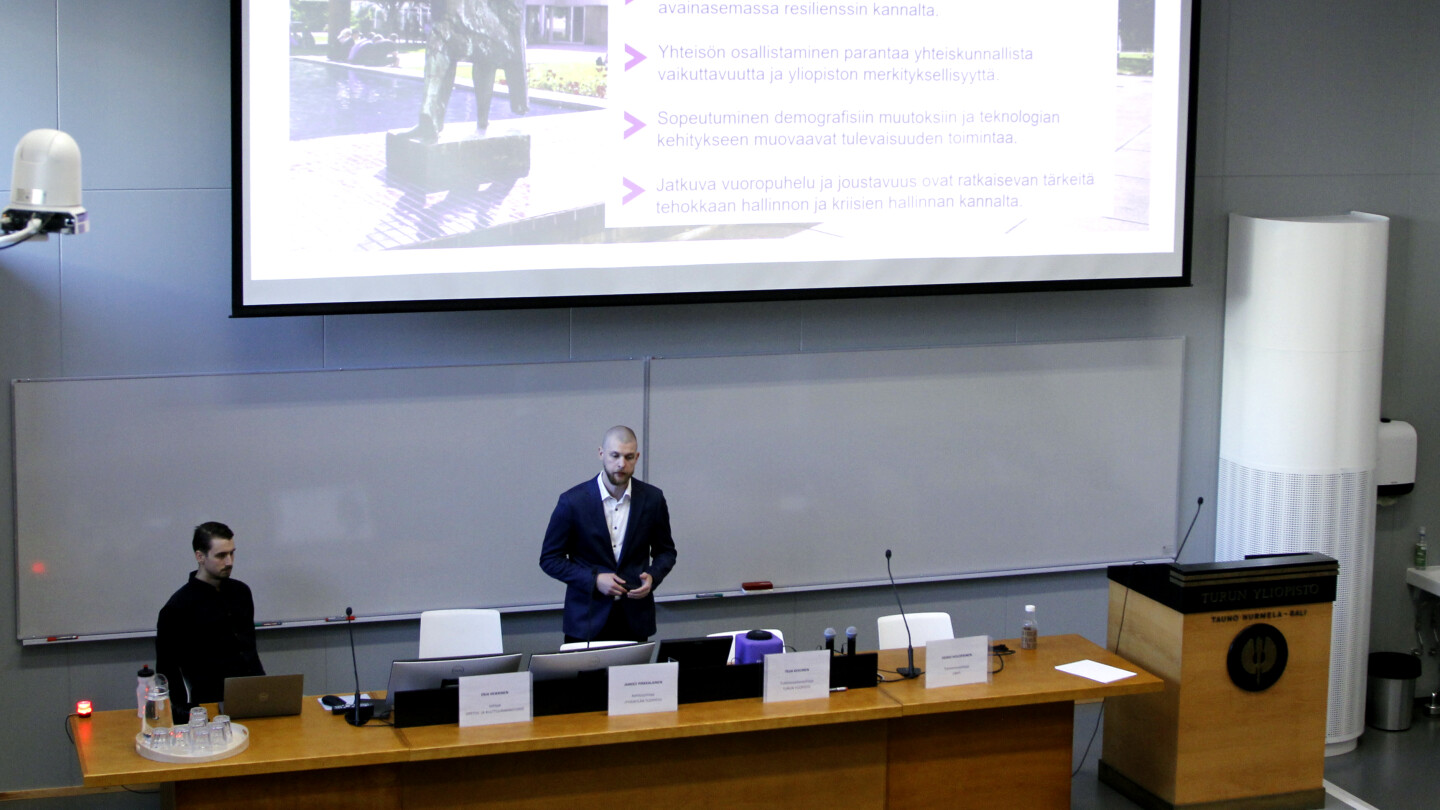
895,667,923,679
344,702,374,726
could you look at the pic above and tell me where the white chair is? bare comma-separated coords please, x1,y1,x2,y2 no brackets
707,629,786,665
877,612,953,650
418,609,503,658
558,640,636,651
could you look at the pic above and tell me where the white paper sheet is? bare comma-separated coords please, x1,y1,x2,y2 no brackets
1055,659,1136,684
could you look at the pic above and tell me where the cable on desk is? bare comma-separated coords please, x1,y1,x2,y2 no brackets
989,647,1013,675
1071,558,1146,778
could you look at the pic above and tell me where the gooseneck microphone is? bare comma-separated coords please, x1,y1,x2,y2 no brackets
1172,497,1205,563
344,607,373,726
885,549,922,679
824,627,836,653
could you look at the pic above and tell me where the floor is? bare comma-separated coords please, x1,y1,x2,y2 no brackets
1071,700,1440,810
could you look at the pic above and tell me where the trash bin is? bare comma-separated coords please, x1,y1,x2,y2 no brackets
1367,652,1421,731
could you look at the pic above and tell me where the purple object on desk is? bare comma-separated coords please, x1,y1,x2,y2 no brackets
735,630,783,665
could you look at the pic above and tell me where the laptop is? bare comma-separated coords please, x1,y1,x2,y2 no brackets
222,673,304,719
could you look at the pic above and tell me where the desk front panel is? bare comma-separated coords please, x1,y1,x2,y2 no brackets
404,721,888,810
888,701,1073,810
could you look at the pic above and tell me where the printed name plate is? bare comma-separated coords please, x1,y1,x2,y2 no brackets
763,649,832,702
926,635,991,688
458,671,532,727
609,662,679,716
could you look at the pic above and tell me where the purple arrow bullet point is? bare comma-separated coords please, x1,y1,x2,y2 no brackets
624,113,646,139
625,45,646,71
622,178,644,205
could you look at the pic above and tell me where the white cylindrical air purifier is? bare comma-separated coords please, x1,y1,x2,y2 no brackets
1217,212,1389,756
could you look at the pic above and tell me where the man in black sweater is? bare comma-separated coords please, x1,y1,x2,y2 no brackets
156,522,265,722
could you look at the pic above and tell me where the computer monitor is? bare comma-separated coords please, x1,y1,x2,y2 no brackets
526,642,657,682
381,652,523,715
656,636,733,670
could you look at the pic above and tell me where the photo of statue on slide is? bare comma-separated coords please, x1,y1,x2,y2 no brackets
398,0,529,142
283,0,1158,256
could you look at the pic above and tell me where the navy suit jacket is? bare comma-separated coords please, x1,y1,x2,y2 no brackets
539,477,677,639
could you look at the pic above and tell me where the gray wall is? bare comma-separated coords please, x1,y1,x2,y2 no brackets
0,0,1436,799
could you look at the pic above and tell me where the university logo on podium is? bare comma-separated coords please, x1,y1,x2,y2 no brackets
1227,623,1289,692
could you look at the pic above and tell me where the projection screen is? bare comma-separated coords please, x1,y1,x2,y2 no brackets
234,0,1196,315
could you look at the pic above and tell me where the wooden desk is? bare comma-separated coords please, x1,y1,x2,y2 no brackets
71,697,407,787
876,634,1165,809
72,635,1160,809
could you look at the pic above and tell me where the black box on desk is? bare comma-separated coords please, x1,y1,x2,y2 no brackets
830,652,878,689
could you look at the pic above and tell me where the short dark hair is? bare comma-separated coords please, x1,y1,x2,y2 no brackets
192,522,234,555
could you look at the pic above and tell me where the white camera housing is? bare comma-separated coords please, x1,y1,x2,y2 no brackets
2,129,88,236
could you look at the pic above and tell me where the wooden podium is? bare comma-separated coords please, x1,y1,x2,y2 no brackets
1099,553,1338,810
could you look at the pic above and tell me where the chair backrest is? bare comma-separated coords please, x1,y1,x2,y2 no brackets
418,609,503,658
706,629,786,665
877,612,953,650
558,640,636,651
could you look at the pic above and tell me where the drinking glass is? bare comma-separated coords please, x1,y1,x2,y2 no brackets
172,725,191,753
210,716,232,746
191,724,212,753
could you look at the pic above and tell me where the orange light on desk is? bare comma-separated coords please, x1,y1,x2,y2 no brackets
76,700,93,718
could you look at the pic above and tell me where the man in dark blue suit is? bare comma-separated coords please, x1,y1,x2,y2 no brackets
540,426,678,642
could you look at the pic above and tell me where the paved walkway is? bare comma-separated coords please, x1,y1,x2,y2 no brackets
288,95,609,254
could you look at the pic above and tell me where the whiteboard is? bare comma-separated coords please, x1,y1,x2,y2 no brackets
14,339,1183,641
648,339,1185,595
14,361,645,639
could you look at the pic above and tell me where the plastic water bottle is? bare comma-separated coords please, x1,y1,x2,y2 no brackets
1021,604,1038,650
136,664,155,718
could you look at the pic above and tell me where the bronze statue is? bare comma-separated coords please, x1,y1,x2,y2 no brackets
405,0,529,143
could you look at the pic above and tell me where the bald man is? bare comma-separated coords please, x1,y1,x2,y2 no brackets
539,426,678,642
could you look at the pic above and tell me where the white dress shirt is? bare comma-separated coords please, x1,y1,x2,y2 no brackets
597,473,632,561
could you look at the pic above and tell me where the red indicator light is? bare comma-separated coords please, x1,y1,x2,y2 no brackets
31,561,47,575
76,700,93,717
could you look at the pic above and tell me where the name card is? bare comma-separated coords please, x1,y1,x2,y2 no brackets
763,649,831,702
925,635,991,688
608,662,679,716
458,671,532,727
